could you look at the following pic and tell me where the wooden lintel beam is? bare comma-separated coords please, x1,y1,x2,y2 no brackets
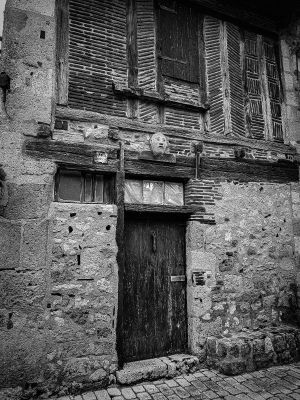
200,158,299,183
23,139,299,183
24,139,119,172
125,204,202,214
124,160,195,180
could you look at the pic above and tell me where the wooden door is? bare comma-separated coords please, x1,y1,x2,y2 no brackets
122,214,187,362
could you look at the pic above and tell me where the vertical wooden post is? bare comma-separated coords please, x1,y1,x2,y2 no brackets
198,16,207,106
55,0,69,105
116,141,125,367
127,0,138,88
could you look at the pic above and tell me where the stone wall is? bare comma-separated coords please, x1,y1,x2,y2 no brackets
187,181,298,359
48,203,118,394
0,203,119,398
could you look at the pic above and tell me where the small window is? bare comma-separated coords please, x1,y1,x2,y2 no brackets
55,169,115,203
125,179,184,206
157,0,200,83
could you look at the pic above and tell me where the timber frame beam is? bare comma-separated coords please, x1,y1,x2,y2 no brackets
24,139,299,183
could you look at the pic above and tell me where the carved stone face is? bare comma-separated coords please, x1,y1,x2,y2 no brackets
149,133,169,156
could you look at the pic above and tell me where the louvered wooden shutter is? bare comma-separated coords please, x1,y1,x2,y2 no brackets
227,22,246,137
158,0,199,83
264,40,283,142
68,0,127,115
204,16,224,135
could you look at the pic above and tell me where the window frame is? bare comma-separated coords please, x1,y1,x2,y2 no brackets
54,168,115,204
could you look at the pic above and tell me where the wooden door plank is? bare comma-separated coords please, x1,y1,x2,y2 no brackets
122,215,187,362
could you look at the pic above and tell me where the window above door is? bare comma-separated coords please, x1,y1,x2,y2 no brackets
125,179,184,206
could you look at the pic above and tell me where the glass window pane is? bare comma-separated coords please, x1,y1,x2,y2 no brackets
58,170,82,202
95,175,104,203
143,181,164,204
84,174,93,202
125,180,143,203
164,182,184,205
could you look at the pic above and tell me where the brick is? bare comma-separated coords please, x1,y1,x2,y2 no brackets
107,388,122,397
132,386,145,393
165,380,179,388
144,384,159,394
121,387,137,399
156,384,174,396
137,393,151,400
172,387,190,399
151,393,167,400
182,374,197,382
203,390,219,399
95,390,111,400
174,378,190,387
82,393,97,400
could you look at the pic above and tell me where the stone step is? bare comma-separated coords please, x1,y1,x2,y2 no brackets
206,325,300,376
116,354,200,385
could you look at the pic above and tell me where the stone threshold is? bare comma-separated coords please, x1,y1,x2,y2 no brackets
116,354,200,385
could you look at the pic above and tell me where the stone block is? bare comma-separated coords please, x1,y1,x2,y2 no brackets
219,360,246,375
116,359,168,385
21,219,49,270
6,0,55,16
0,219,21,270
3,182,52,219
186,221,205,251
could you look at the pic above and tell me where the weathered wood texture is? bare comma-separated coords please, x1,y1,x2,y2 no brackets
220,21,232,135
124,160,195,179
157,0,199,83
68,0,127,115
264,39,283,142
227,23,246,137
116,142,125,367
24,139,298,183
200,158,299,183
55,106,297,154
56,0,69,105
24,140,119,172
242,31,283,142
204,16,224,135
189,0,279,34
127,0,138,88
125,204,201,214
136,0,156,91
113,83,209,112
122,214,187,362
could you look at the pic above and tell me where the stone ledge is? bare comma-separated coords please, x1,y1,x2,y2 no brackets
116,354,200,385
206,325,300,375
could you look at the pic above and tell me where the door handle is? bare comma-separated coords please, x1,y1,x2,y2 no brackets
151,232,157,253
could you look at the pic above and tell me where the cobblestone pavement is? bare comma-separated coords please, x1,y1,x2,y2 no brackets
54,363,300,400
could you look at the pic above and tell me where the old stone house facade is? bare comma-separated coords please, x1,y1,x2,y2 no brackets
1,0,300,398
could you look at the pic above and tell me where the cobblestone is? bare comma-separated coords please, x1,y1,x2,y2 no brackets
52,362,300,400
